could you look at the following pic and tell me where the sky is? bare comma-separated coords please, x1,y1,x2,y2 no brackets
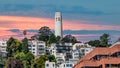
0,0,120,43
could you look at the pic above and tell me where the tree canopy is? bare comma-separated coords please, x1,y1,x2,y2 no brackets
15,52,34,68
33,55,48,68
100,33,110,47
33,55,56,68
87,33,111,47
22,38,29,54
6,58,23,68
6,37,22,57
62,34,77,44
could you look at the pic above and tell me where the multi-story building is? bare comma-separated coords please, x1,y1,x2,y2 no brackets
0,40,7,58
72,43,95,58
0,40,7,53
56,43,73,53
71,50,80,59
28,40,45,57
58,62,74,68
46,43,57,56
45,61,56,68
56,53,66,64
73,42,120,68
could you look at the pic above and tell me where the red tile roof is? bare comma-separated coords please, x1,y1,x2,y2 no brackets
73,42,120,68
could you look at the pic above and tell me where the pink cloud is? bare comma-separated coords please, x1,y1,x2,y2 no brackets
0,15,120,31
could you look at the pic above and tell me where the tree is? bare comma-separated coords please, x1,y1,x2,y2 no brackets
6,58,23,68
25,52,35,67
47,55,56,63
47,34,57,45
56,36,61,43
15,52,34,68
6,37,22,57
62,35,77,44
88,40,101,47
23,30,27,38
33,55,48,68
39,34,49,42
100,33,110,47
117,37,120,42
38,26,53,42
38,26,52,35
22,38,29,54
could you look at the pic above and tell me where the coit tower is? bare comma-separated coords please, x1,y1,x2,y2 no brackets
55,12,63,38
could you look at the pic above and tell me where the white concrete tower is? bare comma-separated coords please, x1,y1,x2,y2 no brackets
55,12,63,38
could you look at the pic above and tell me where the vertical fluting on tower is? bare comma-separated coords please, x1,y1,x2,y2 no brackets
55,12,63,38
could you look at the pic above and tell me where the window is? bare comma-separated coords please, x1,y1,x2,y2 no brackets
33,45,35,47
29,48,31,50
64,64,65,67
39,45,43,47
2,43,5,45
33,48,35,50
66,64,69,67
46,64,49,67
70,64,72,67
58,17,61,21
53,64,54,67
33,52,35,54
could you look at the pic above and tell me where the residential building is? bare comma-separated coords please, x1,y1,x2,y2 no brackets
0,40,7,58
56,43,72,53
58,62,74,68
56,53,65,64
72,43,94,58
28,40,45,57
71,50,80,59
73,42,120,68
45,61,56,68
46,43,56,56
0,40,7,53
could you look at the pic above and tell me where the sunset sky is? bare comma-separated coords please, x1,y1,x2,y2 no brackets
0,0,120,42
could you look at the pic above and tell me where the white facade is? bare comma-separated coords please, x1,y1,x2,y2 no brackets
72,43,95,58
58,62,74,68
28,40,45,57
56,53,65,64
48,43,57,56
0,40,7,53
71,50,80,59
55,12,63,37
45,61,56,68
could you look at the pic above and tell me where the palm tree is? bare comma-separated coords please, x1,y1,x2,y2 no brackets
23,30,27,38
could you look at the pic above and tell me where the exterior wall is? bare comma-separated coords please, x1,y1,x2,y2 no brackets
45,61,56,68
72,50,80,59
72,43,94,50
28,40,45,57
72,43,94,59
49,43,57,57
59,62,74,68
56,53,65,64
0,40,7,53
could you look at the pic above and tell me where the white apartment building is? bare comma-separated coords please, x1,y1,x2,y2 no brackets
47,43,57,56
0,40,7,53
28,40,45,57
71,50,80,59
58,62,74,68
72,43,95,58
56,53,65,64
45,61,56,68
